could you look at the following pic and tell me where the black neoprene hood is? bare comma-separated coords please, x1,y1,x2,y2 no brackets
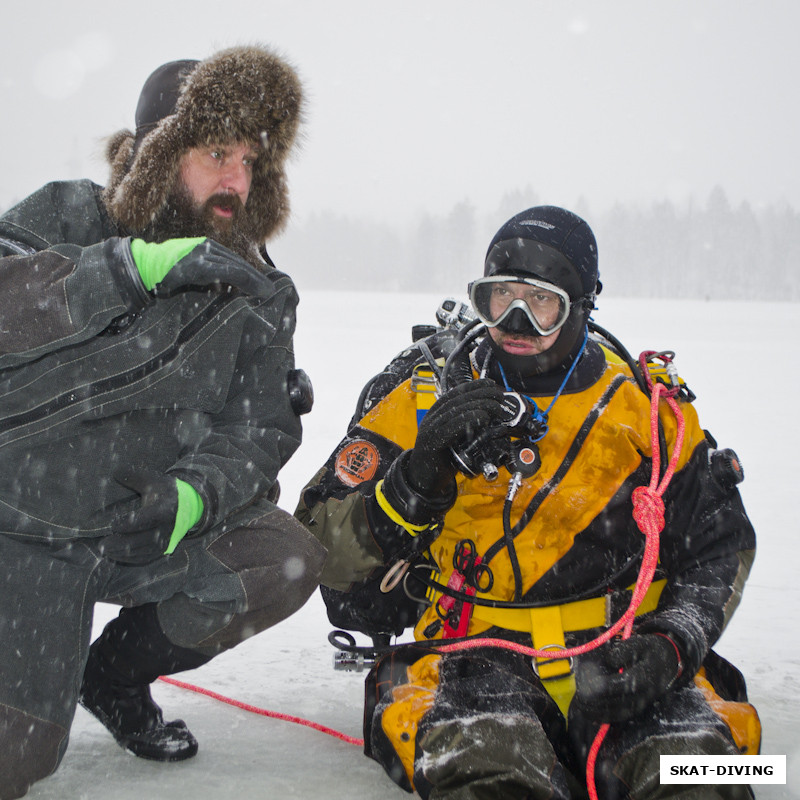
479,205,600,377
484,205,599,300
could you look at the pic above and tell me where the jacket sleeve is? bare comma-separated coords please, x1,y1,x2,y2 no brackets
167,274,305,528
0,240,150,369
0,182,150,367
636,412,756,681
296,415,440,639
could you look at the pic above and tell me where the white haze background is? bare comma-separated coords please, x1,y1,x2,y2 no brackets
2,1,798,797
2,1,800,229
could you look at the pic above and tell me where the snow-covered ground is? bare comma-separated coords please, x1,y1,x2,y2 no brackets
25,291,799,799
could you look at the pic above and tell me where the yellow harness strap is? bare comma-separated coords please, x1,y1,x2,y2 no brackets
469,579,667,717
375,480,435,537
527,603,576,718
471,579,666,635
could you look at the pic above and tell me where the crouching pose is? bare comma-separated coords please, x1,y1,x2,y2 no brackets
0,46,325,799
296,206,760,799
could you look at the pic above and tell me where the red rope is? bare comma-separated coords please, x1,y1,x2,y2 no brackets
157,675,365,747
436,381,685,799
585,382,684,799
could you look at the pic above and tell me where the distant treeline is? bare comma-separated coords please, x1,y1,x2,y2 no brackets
278,186,800,301
2,185,795,301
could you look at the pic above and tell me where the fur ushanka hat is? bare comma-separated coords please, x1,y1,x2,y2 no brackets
103,45,304,242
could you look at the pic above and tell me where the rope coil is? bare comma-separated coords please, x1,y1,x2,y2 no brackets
631,486,665,533
434,381,685,799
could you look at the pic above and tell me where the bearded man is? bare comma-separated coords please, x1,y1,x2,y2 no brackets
0,45,325,799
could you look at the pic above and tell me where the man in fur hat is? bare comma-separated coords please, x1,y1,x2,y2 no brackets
0,45,326,799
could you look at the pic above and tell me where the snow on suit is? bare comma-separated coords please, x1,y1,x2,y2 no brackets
0,179,325,797
296,328,760,799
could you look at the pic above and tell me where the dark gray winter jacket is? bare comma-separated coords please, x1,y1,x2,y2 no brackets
0,180,302,544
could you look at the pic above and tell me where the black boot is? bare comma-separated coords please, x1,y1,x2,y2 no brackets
79,604,211,762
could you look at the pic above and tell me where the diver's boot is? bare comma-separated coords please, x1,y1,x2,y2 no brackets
79,604,211,761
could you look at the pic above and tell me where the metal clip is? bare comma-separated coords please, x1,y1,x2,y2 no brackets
531,644,574,680
333,651,376,672
411,364,440,395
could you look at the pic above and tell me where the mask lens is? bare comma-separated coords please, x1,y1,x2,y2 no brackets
469,277,570,334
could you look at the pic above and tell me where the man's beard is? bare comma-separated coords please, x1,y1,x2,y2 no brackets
138,186,264,268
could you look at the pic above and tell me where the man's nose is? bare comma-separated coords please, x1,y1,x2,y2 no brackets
221,161,251,200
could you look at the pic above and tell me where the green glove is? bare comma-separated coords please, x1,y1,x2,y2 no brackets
166,479,205,554
130,238,206,291
101,470,205,564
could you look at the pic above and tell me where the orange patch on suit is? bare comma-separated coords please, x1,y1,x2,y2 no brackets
335,440,380,487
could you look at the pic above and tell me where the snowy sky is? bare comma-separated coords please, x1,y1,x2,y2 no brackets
2,0,799,226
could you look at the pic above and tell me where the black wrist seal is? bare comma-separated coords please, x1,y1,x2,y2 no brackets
381,450,457,527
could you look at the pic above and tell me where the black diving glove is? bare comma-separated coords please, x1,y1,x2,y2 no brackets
406,378,510,498
574,633,683,723
99,468,203,565
376,379,511,549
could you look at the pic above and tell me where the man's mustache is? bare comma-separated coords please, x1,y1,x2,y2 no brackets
205,193,244,215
